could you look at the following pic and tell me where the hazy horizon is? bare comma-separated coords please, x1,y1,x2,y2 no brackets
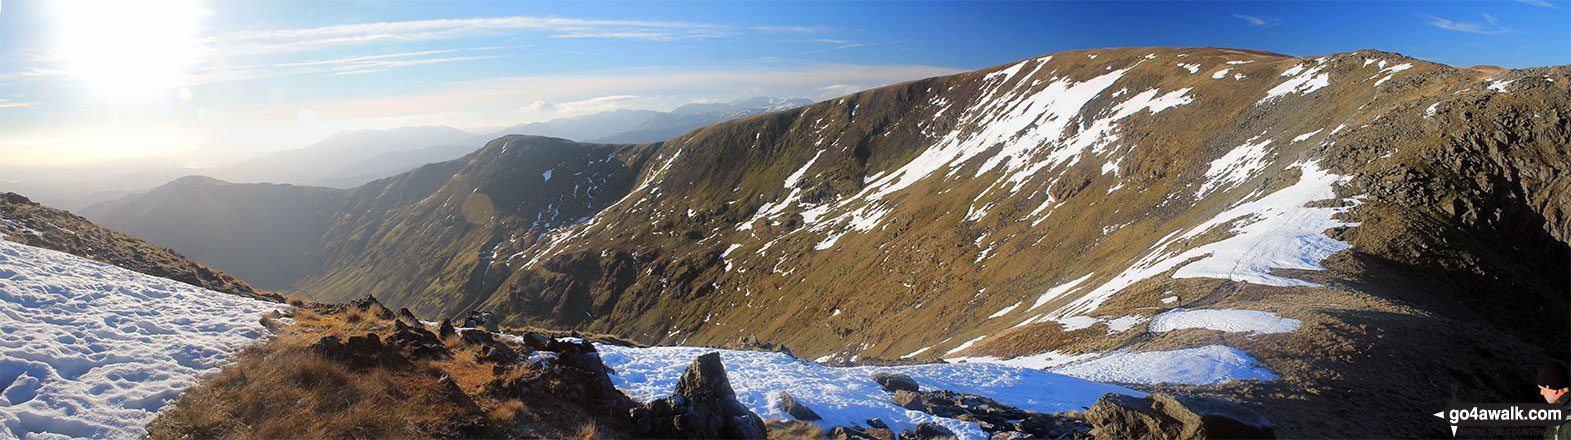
2,0,1568,168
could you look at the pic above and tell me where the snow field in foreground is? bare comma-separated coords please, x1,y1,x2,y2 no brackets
595,345,1140,440
0,240,282,439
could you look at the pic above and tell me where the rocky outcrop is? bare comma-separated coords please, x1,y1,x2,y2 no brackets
1084,393,1275,439
631,352,767,439
483,339,636,417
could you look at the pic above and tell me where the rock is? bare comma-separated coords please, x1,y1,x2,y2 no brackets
830,426,879,440
776,391,822,421
459,329,520,364
727,335,794,356
1086,393,1172,439
462,311,494,330
310,333,408,370
864,428,896,440
1085,393,1275,440
912,422,957,439
988,431,1031,440
1151,393,1276,439
350,294,395,319
387,318,451,360
632,352,767,439
872,372,920,393
438,318,457,340
396,307,420,324
892,389,926,411
867,418,889,430
519,331,552,351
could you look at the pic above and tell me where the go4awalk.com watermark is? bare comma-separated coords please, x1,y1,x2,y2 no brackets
1434,401,1568,436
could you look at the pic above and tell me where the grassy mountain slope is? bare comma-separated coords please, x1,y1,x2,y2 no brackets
83,47,1568,436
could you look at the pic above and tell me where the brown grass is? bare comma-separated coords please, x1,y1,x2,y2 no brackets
765,419,823,439
148,303,636,439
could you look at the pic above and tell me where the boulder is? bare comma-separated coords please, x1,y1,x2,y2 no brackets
387,318,451,360
519,331,552,351
396,307,420,324
892,389,926,411
871,372,920,393
438,318,457,340
1151,393,1276,439
1085,393,1275,440
459,329,520,364
912,422,957,439
462,311,495,330
631,352,767,439
776,391,822,421
988,431,1031,440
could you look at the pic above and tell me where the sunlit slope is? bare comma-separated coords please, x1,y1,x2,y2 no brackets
291,47,1565,366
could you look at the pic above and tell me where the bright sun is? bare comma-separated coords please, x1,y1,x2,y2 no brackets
53,0,208,99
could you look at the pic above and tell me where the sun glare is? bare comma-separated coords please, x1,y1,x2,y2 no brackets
53,0,208,99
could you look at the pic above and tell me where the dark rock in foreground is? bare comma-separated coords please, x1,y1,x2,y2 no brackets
1085,392,1275,439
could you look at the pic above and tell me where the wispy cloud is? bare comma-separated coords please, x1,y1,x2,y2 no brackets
517,94,647,116
0,99,39,109
1232,14,1281,28
1428,13,1512,35
210,16,735,55
1516,0,1560,8
751,25,828,33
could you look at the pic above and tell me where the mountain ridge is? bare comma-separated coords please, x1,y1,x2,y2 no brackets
85,46,1569,436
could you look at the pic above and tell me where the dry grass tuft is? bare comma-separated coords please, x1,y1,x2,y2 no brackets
148,302,637,439
765,419,823,439
571,422,600,440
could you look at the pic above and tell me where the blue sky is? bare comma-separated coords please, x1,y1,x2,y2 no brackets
1,0,1567,166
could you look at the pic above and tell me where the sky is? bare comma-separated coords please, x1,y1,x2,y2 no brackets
0,0,1567,168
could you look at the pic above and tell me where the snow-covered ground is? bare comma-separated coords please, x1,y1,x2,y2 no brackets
596,345,1139,439
0,240,282,439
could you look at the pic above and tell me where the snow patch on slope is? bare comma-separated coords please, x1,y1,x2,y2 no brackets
1048,345,1276,385
0,240,281,439
1263,60,1331,101
1198,137,1273,196
1149,308,1301,335
1047,161,1356,319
